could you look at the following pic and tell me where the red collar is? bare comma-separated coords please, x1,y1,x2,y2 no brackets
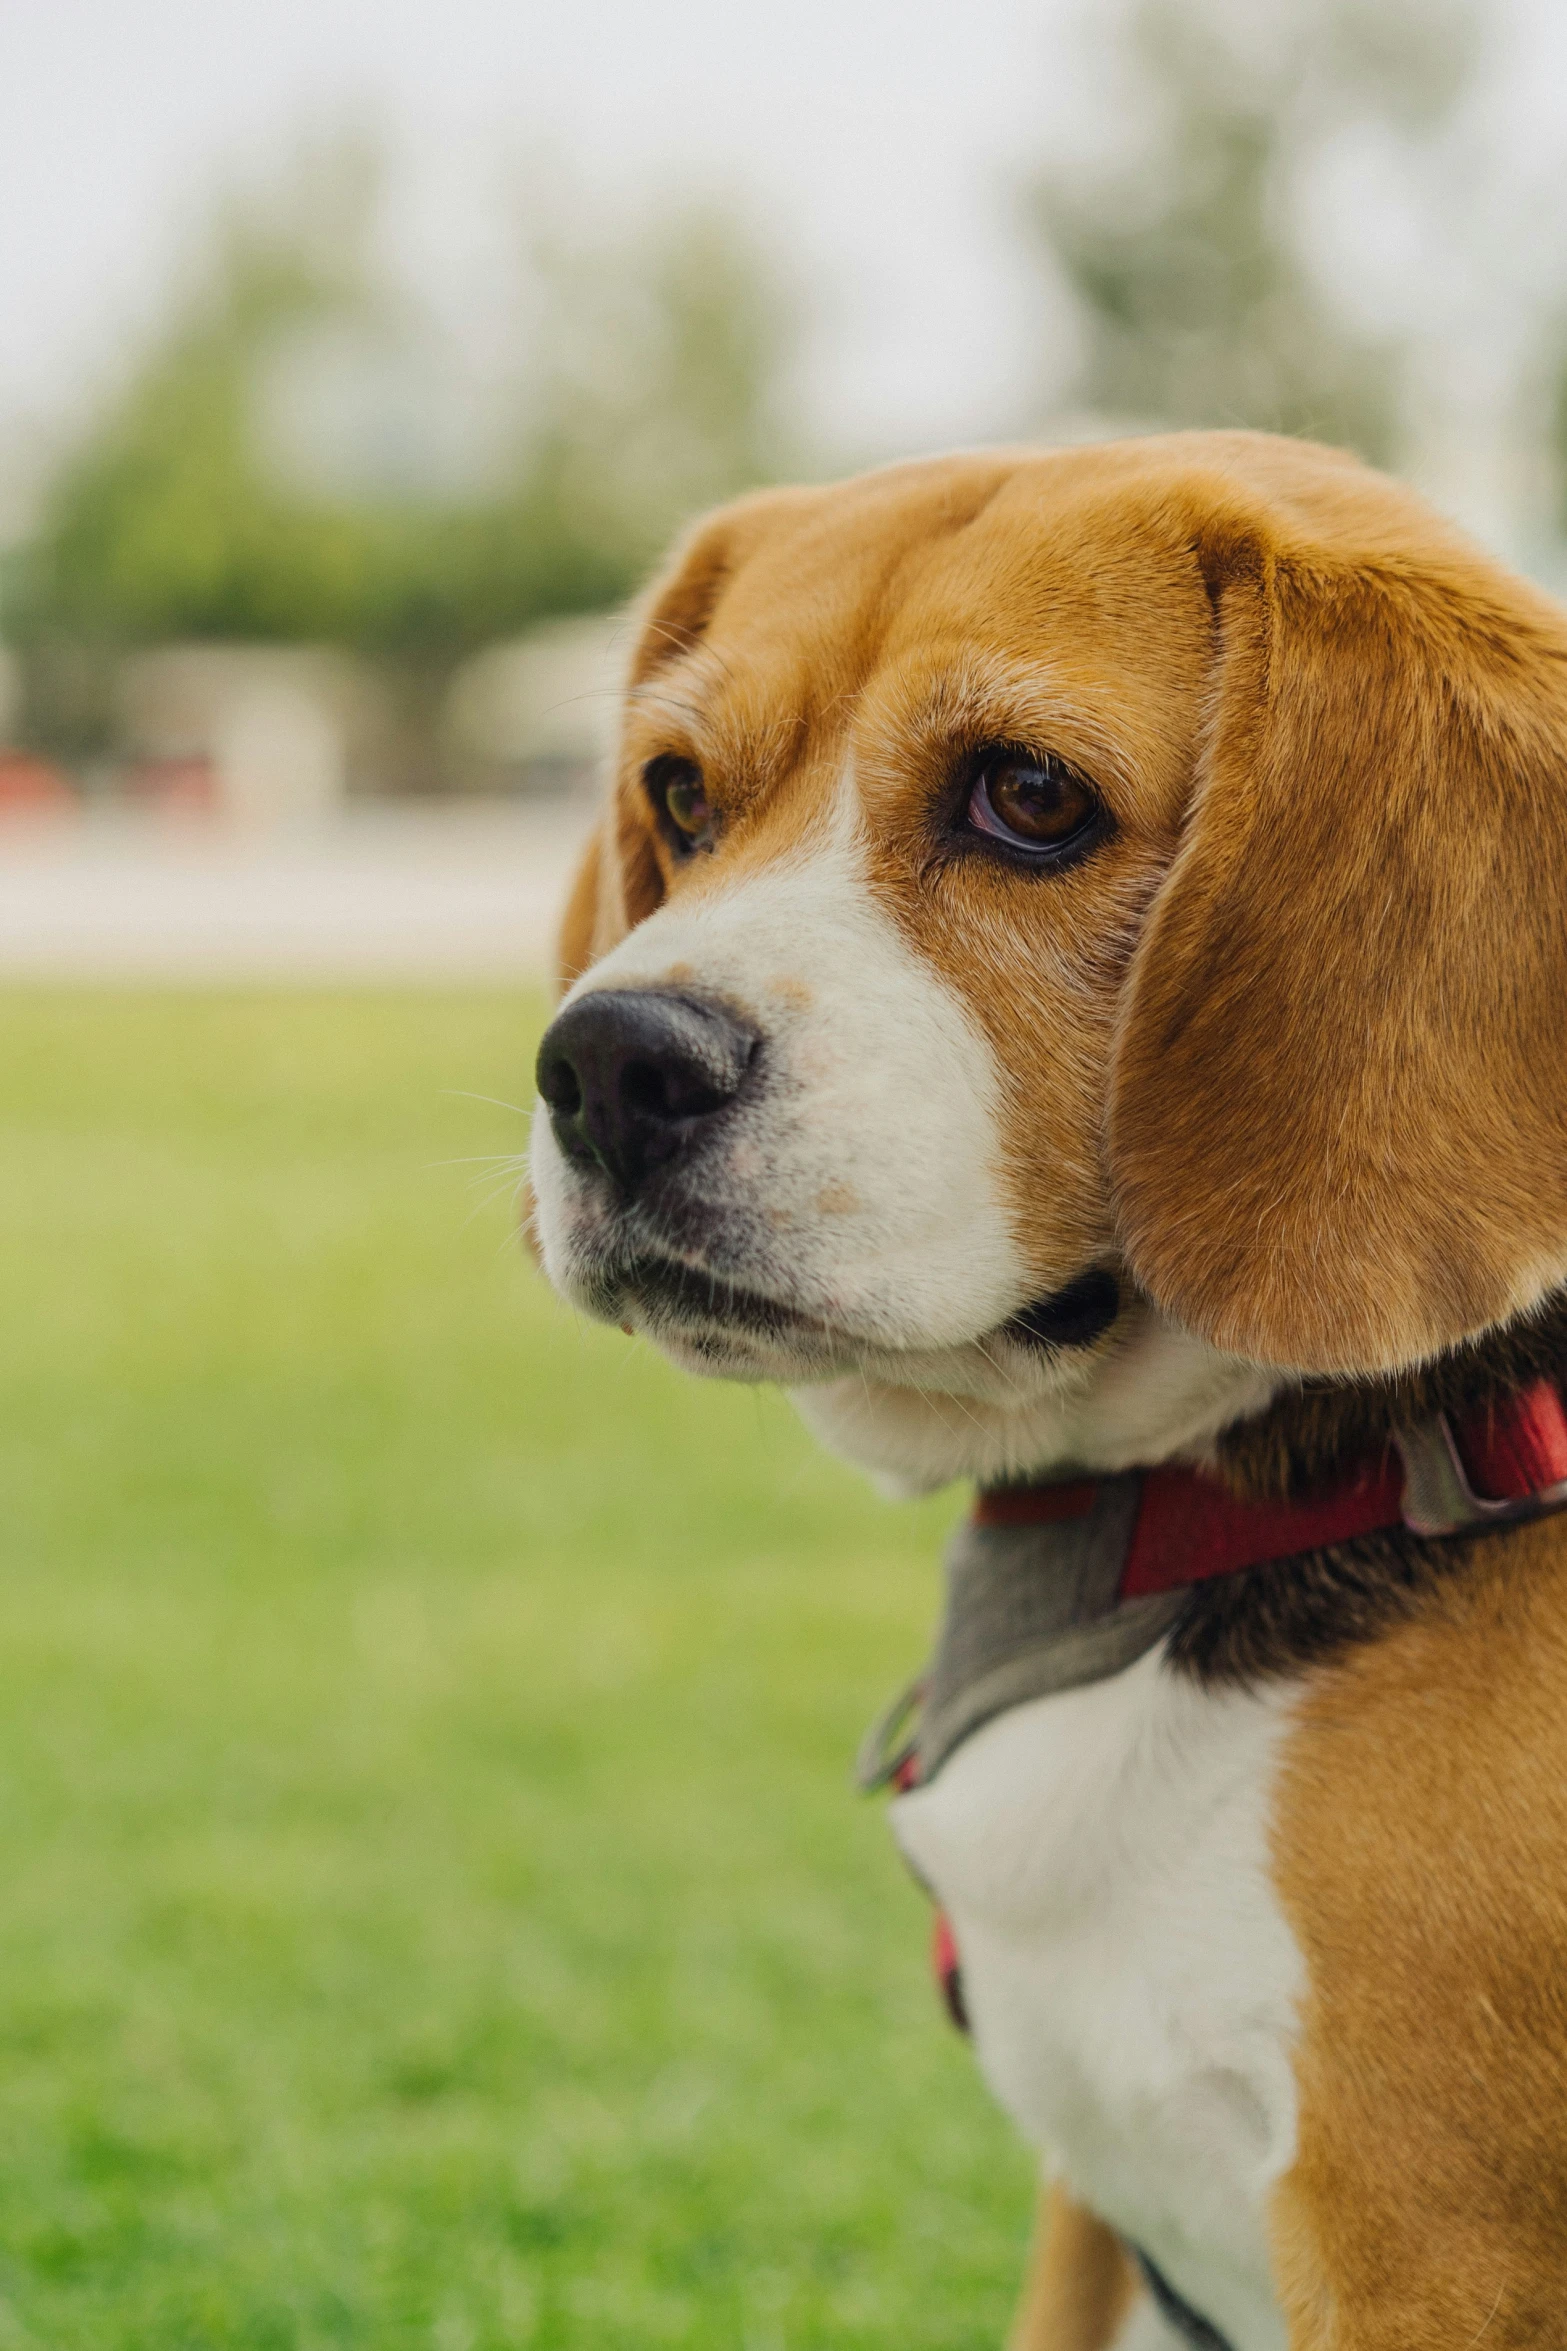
974,1377,1567,1600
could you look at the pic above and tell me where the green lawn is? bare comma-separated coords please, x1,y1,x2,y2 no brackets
0,990,1029,2349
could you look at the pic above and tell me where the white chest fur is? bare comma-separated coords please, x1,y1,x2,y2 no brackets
892,1651,1304,2350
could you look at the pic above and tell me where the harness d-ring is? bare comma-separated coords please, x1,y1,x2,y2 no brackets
853,1675,924,1794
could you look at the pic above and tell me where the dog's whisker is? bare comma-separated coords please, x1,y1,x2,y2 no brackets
429,1152,529,1171
440,1089,532,1118
970,1333,1033,1405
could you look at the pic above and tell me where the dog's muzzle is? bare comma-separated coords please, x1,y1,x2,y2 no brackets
536,988,761,1202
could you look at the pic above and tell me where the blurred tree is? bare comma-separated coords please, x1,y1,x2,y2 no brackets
1025,0,1479,463
519,204,796,578
7,141,390,659
1,138,798,766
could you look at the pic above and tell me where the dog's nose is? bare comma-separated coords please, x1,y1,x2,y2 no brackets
536,989,760,1197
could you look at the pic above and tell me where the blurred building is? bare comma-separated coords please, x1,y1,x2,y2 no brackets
115,644,386,827
84,614,625,827
444,613,625,800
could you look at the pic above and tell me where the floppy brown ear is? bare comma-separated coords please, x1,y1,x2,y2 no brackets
1110,501,1567,1375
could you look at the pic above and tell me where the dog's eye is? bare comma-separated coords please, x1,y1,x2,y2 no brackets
646,756,716,855
966,750,1100,860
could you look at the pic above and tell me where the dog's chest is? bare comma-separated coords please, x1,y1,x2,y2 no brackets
892,1653,1303,2350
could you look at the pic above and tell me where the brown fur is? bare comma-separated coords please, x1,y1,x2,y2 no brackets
1008,2184,1141,2351
1113,483,1567,1377
1269,1514,1567,2347
552,432,1567,2344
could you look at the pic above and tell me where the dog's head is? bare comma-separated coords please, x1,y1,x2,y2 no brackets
529,432,1567,1491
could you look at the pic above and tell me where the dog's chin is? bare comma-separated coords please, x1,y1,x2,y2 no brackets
560,1241,1113,1417
639,1317,844,1384
564,1248,857,1381
638,1308,1095,1396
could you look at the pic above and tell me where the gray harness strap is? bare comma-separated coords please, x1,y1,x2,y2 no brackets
857,1471,1180,1791
917,1475,1182,1781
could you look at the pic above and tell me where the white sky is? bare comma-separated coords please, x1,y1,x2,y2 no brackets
3,0,1567,547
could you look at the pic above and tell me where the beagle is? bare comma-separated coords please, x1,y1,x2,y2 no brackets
528,431,1567,2348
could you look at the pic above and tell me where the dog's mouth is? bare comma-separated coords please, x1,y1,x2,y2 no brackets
588,1250,833,1347
578,1242,1120,1375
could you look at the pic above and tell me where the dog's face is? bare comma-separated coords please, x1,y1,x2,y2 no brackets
530,433,1567,1489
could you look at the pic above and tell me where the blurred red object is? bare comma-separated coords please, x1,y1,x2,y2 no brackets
0,750,77,817
124,755,219,816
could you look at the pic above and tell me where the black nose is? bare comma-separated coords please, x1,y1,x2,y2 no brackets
536,989,760,1198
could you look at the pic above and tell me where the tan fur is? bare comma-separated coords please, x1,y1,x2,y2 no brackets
551,430,1567,2341
1008,2184,1141,2351
1267,1511,1567,2347
555,822,606,993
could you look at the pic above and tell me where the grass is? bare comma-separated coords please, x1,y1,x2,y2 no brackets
0,990,1031,2350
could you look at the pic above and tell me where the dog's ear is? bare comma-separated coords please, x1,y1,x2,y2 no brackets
1110,499,1567,1375
553,508,745,998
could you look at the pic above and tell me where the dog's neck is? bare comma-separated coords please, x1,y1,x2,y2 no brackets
1214,1296,1567,1501
801,1294,1567,1687
799,1291,1567,1499
791,1306,1284,1498
1157,1298,1567,1685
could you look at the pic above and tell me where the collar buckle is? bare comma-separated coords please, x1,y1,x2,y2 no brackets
1397,1411,1567,1539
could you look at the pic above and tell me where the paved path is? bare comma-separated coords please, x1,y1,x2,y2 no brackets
0,804,594,980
